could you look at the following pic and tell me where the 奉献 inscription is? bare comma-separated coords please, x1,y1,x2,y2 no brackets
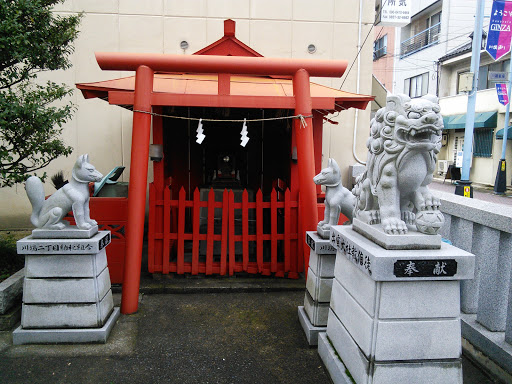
393,259,457,278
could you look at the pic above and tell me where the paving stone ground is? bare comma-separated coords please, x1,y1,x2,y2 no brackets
431,178,512,206
0,286,500,383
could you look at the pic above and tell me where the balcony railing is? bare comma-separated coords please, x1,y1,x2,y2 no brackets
400,22,441,58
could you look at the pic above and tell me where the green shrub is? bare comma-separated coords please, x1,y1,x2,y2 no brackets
0,233,24,282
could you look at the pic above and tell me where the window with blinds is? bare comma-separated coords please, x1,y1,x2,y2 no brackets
473,129,493,157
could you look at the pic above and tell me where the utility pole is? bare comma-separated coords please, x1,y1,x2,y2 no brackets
456,0,486,198
494,58,511,194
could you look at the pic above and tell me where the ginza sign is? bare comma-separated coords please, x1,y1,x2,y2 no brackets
486,0,512,60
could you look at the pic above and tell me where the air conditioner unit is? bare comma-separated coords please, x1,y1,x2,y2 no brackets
438,160,449,175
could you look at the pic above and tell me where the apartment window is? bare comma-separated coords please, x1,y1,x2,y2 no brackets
427,12,442,30
473,129,493,157
373,35,387,61
457,71,470,94
404,73,429,98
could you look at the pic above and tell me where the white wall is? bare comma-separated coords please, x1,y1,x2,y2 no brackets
0,0,374,229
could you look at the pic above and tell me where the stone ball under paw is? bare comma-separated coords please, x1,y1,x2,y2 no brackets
415,210,444,235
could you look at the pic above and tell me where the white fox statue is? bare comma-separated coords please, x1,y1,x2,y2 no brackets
25,154,103,230
313,158,355,238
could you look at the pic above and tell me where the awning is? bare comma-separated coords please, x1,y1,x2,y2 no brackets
496,126,512,140
76,73,374,112
442,111,497,130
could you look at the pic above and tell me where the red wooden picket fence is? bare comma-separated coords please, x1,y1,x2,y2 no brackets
148,183,302,278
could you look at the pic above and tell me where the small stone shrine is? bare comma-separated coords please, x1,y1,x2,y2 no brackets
12,155,120,344
318,95,475,384
299,159,353,346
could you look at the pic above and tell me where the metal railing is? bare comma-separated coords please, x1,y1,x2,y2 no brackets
400,22,441,58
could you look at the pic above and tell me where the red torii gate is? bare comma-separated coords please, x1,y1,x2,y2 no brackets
94,52,347,314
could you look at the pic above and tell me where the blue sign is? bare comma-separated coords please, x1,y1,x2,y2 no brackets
496,83,509,105
486,0,512,60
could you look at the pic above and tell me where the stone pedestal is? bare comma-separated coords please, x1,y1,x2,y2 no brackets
319,225,475,384
299,231,337,346
13,231,120,344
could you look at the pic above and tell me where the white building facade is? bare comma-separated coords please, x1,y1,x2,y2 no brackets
393,0,492,97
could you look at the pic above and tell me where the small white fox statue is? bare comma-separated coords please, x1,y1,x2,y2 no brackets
25,154,103,230
313,158,355,237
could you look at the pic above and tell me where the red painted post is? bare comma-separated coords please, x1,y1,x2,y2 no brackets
163,187,171,274
228,190,235,276
284,188,291,273
152,106,164,274
313,111,323,196
148,183,155,273
293,69,318,279
192,188,200,275
121,65,154,315
256,189,263,273
177,187,186,274
270,189,277,273
221,189,228,275
242,189,249,271
206,188,215,275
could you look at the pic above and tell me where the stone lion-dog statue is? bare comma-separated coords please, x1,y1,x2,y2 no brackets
352,94,444,235
26,154,103,230
314,158,355,238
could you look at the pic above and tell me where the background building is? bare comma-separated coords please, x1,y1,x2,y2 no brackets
438,36,512,186
375,0,511,186
393,0,492,98
372,25,395,92
1,0,374,229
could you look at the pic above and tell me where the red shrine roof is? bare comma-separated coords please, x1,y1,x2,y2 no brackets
77,73,372,111
193,19,263,57
76,19,373,112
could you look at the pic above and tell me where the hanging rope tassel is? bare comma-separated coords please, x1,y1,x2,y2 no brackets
240,118,249,147
196,118,205,144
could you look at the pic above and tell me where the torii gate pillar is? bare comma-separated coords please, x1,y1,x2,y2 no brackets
121,65,154,314
293,69,318,275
